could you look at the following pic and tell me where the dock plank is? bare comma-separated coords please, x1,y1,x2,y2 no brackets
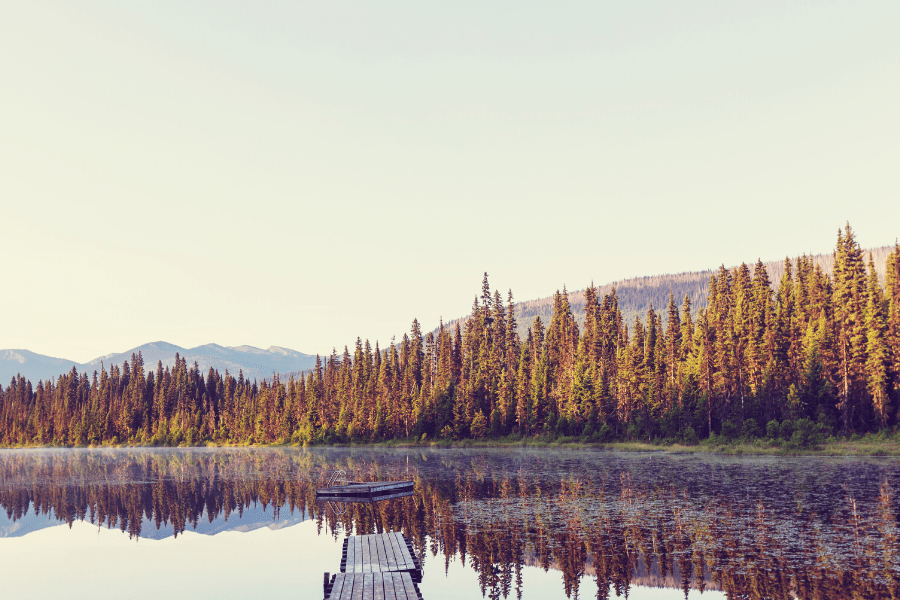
373,535,382,571
328,573,338,599
402,572,420,600
361,535,370,572
377,532,395,572
344,539,353,573
338,572,354,600
370,533,381,570
369,535,379,572
358,537,366,574
351,573,364,600
382,572,398,600
401,572,419,600
362,534,372,573
394,532,416,570
362,572,374,600
345,537,353,573
385,533,402,569
369,535,381,571
374,532,387,571
328,573,344,600
389,572,409,600
372,572,385,600
389,533,411,570
396,533,410,568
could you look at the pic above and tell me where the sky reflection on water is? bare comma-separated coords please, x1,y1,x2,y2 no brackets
1,447,897,600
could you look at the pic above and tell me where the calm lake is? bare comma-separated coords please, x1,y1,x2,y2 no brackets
0,447,897,600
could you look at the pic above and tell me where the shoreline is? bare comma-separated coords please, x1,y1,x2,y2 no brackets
3,435,900,456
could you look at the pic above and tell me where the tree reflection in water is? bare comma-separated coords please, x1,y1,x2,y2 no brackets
0,448,897,600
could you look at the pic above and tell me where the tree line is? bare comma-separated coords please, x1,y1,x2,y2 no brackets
1,224,899,446
509,243,893,342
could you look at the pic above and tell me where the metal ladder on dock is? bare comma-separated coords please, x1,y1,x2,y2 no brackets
324,471,349,517
326,470,348,487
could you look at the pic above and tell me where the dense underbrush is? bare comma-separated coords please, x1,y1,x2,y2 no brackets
6,419,900,456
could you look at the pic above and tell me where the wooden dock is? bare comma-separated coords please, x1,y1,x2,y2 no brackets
325,572,421,600
316,480,414,500
323,532,423,600
317,489,414,503
341,532,421,576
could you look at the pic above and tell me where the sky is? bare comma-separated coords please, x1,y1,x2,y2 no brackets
1,1,898,363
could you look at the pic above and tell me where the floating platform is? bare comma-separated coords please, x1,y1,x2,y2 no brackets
323,532,423,600
316,480,414,500
317,489,414,503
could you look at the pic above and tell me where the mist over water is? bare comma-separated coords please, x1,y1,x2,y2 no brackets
0,447,897,599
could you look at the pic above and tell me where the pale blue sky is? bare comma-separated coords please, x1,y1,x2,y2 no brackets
2,1,898,362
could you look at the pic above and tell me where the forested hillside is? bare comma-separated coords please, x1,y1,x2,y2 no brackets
1,225,899,447
447,245,895,340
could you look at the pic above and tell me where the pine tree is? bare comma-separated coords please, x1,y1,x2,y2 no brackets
865,254,891,428
515,338,531,434
665,292,681,400
505,290,519,373
696,310,715,437
833,224,868,431
799,316,833,423
885,242,900,408
750,260,772,401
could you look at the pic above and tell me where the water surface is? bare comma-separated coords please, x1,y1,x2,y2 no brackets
1,447,897,599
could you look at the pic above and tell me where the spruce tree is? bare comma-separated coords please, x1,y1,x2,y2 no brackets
665,292,681,397
515,337,531,433
865,254,891,428
833,224,868,431
885,242,900,407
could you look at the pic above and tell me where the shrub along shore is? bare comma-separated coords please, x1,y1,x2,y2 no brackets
370,422,900,456
4,422,900,456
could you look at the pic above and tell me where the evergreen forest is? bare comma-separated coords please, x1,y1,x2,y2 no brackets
2,225,900,447
505,244,894,340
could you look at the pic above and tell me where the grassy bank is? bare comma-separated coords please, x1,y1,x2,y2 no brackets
369,431,900,456
4,432,900,456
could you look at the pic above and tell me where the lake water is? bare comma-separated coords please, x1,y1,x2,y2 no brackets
0,447,897,600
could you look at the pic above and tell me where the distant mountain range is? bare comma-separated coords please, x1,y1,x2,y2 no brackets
0,503,310,540
0,342,317,385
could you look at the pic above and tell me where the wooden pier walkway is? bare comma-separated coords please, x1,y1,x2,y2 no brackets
324,532,423,600
341,532,421,575
325,572,421,600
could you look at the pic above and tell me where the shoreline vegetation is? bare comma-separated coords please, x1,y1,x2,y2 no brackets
2,225,900,456
3,429,900,456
